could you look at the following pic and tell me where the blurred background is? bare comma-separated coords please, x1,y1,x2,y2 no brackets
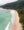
0,0,24,30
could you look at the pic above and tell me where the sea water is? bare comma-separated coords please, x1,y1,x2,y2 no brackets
0,8,12,30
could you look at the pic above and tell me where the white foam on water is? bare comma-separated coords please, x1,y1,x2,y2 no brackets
5,22,10,30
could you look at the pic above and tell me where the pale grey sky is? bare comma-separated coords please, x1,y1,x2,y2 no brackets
0,0,18,6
